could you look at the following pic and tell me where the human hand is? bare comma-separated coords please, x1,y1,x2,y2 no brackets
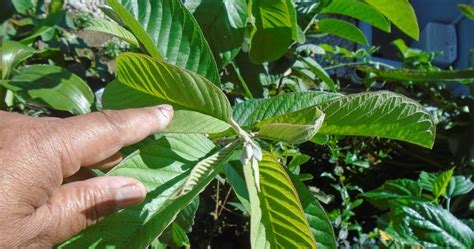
0,105,173,247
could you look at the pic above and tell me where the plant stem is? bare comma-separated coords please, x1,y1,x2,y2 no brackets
0,86,6,110
231,62,254,99
446,197,451,212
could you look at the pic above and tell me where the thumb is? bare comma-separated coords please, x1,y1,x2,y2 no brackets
35,176,146,245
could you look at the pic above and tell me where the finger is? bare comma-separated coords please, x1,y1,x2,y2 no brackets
90,152,123,172
53,105,173,177
34,176,146,245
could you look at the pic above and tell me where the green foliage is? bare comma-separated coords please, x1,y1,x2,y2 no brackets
316,18,369,46
321,0,390,32
4,0,461,248
364,0,419,40
2,65,94,114
459,4,474,20
247,0,299,63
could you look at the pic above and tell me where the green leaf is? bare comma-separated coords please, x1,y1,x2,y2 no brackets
20,11,65,45
225,161,251,214
256,106,326,144
420,171,473,198
248,0,299,63
447,176,473,198
110,0,220,84
60,135,237,248
12,0,37,15
316,91,436,148
102,80,231,134
459,4,474,20
2,40,36,79
160,223,190,248
186,0,247,68
243,151,316,248
232,91,341,128
107,0,163,59
432,168,454,200
115,52,231,121
288,172,337,249
364,0,419,40
300,57,336,92
316,18,369,46
83,18,139,46
390,202,474,248
365,179,424,209
321,0,390,32
359,66,474,84
2,65,94,114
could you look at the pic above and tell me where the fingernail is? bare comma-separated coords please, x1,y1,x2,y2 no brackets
115,182,147,209
156,104,173,128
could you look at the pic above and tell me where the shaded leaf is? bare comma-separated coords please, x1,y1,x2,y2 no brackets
20,11,65,44
243,151,316,248
2,65,94,114
365,0,419,40
288,172,337,249
83,17,139,46
107,0,163,59
365,179,424,209
359,66,474,84
186,0,247,68
301,57,336,91
316,18,369,46
390,202,474,248
321,0,390,32
248,0,299,63
447,176,473,198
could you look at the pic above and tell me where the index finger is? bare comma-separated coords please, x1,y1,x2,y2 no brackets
54,104,173,177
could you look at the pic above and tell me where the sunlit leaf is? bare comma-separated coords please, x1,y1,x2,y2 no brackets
243,151,316,248
359,66,474,84
317,18,369,45
83,18,139,46
2,40,36,79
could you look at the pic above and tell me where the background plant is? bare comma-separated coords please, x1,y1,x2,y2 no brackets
1,0,473,248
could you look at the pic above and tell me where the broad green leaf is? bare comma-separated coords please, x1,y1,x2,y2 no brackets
420,171,473,198
359,66,474,84
243,151,316,248
447,176,473,198
102,80,231,134
2,65,94,114
256,107,326,144
432,168,454,200
12,0,37,15
110,0,220,84
225,161,251,213
390,202,474,248
316,18,369,46
248,0,299,63
365,0,419,40
316,91,436,148
459,4,474,20
321,0,390,32
48,0,64,14
20,11,65,45
160,223,190,248
115,52,231,121
288,172,337,249
83,18,139,46
107,0,163,59
60,135,237,248
365,179,423,209
2,40,36,79
185,0,247,68
301,57,336,92
232,91,341,128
